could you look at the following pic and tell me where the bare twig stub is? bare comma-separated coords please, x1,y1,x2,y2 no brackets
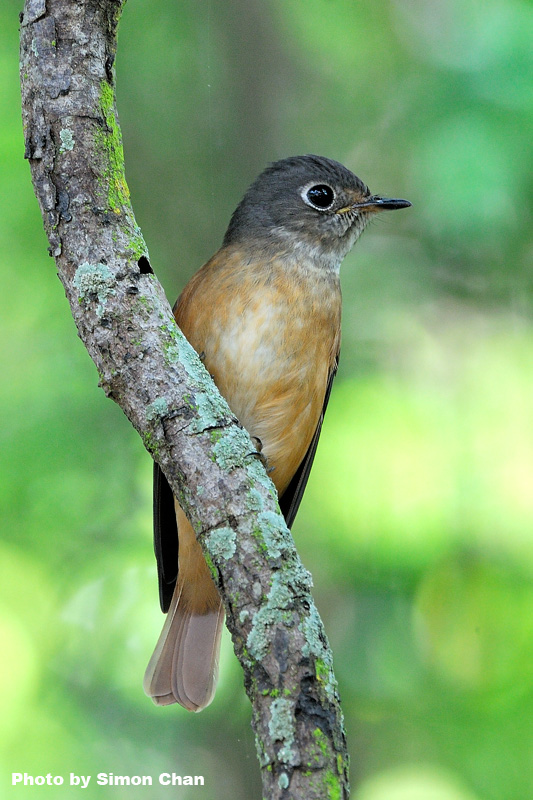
19,1,349,796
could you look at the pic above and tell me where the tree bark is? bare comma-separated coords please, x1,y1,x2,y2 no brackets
19,2,350,797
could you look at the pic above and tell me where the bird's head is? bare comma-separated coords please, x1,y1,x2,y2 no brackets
223,154,411,271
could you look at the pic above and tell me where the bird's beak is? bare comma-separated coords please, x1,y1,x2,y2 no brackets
363,196,412,211
337,196,411,214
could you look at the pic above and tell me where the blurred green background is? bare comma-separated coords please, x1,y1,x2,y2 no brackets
2,0,533,797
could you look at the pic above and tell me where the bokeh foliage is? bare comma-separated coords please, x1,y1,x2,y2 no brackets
1,0,533,798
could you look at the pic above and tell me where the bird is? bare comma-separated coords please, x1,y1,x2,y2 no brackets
143,154,411,711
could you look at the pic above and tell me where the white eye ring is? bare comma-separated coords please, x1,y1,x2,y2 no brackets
300,182,336,211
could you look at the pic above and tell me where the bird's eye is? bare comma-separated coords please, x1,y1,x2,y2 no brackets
304,184,335,210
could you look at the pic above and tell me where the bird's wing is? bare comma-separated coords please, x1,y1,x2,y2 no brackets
278,352,339,529
153,462,179,612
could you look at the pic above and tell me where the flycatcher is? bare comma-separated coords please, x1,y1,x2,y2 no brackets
144,154,411,711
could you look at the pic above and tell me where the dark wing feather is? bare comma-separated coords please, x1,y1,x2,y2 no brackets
153,462,179,612
278,354,339,528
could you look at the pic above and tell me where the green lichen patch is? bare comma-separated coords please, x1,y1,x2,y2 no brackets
247,572,294,661
323,770,342,800
128,223,148,259
145,397,169,421
203,550,218,582
251,528,268,554
299,605,337,699
142,430,159,460
268,697,295,764
160,324,205,383
247,454,278,493
254,732,269,768
95,79,130,213
73,262,115,316
278,772,289,790
193,391,230,433
247,487,264,512
59,127,74,152
212,425,251,469
313,727,329,757
160,326,181,366
206,526,236,561
158,324,237,433
315,657,330,684
258,510,289,559
336,753,345,778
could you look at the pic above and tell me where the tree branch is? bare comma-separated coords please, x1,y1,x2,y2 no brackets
19,2,349,797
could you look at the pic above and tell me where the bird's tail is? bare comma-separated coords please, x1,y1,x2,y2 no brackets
143,515,224,712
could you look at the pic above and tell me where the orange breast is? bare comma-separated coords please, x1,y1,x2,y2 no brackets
175,247,341,495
